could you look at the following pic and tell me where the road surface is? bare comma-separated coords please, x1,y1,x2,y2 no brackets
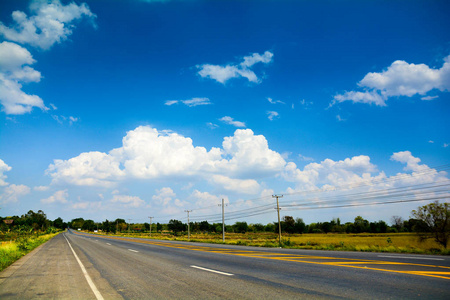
0,230,449,299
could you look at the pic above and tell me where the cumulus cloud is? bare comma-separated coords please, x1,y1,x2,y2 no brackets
283,151,447,193
46,126,287,194
219,116,246,127
0,159,12,186
283,155,380,190
0,184,30,204
333,55,450,106
0,41,47,114
197,51,273,84
211,175,260,194
46,151,125,187
0,0,96,50
41,189,69,204
111,194,145,208
165,97,211,107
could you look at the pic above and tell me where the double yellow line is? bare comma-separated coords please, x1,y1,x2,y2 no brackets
77,232,450,280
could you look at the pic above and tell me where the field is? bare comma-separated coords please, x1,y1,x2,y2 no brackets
101,231,449,255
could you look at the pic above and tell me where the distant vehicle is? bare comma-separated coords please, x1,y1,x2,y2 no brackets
78,228,81,231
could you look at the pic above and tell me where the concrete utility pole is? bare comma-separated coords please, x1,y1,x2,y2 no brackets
185,210,192,239
273,195,283,244
148,216,153,237
218,199,227,242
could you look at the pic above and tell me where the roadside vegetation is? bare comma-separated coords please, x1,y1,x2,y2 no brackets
76,201,449,255
0,210,65,271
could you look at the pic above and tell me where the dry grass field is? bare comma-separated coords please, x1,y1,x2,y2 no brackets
107,232,449,255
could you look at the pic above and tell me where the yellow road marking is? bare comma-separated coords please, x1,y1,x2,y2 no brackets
74,232,450,280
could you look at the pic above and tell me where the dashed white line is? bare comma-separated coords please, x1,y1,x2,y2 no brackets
378,255,444,261
190,265,234,276
106,243,111,245
128,249,139,253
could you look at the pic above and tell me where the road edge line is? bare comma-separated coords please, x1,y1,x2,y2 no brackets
63,233,104,300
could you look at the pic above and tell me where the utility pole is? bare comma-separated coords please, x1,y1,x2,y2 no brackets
185,210,192,239
218,199,227,242
127,219,131,234
148,216,153,237
273,194,283,244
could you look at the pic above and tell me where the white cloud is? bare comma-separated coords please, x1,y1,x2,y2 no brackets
34,185,50,191
0,0,96,50
444,143,449,148
421,95,439,101
197,51,273,84
211,175,260,194
164,100,178,106
152,187,177,206
0,41,47,114
298,154,314,162
333,55,450,106
333,90,386,107
0,184,30,204
41,189,68,204
165,97,211,107
267,111,279,121
46,151,125,187
111,194,145,208
220,116,246,127
267,97,285,104
0,159,12,186
46,126,287,195
283,155,379,189
283,151,447,194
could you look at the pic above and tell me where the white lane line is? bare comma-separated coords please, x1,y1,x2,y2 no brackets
63,234,104,300
190,265,234,276
106,243,111,245
128,249,139,253
378,255,444,261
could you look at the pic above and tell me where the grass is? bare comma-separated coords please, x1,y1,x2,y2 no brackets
94,231,449,255
0,232,60,272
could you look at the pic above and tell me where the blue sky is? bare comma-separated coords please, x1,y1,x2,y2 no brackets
0,0,449,225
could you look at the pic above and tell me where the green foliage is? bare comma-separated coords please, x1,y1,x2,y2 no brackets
412,201,450,248
168,219,186,234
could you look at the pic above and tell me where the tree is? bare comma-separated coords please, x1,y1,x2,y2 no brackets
233,222,248,233
294,218,306,234
412,201,450,248
391,215,404,232
168,219,185,234
281,216,295,233
53,217,66,229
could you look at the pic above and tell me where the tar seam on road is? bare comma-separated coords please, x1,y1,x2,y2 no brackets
63,234,104,300
190,265,234,276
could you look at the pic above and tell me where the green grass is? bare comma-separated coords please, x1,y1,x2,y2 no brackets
0,232,60,272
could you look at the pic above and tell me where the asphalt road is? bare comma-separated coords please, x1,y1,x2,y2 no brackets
0,230,449,299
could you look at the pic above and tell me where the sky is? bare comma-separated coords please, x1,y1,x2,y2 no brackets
0,0,449,226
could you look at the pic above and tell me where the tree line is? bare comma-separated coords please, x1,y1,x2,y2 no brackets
0,210,67,236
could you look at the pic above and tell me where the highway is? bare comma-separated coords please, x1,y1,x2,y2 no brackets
0,230,449,299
